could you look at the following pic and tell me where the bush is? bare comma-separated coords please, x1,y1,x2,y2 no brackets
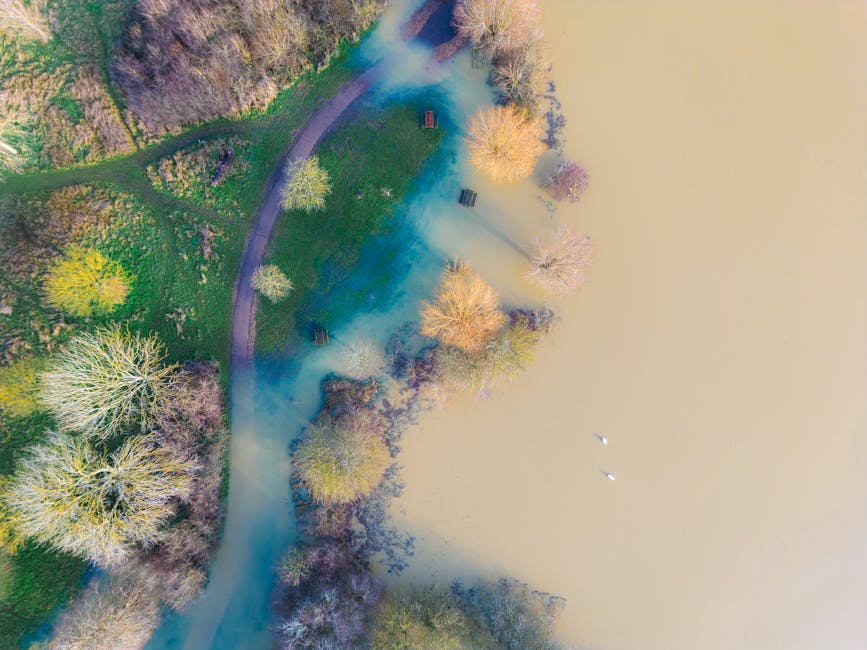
295,408,390,505
274,543,382,649
0,356,43,417
466,105,546,184
544,160,589,202
420,261,505,352
455,577,565,650
3,432,194,567
527,225,592,295
282,157,332,213
491,36,549,114
113,0,386,133
371,588,496,650
44,246,131,317
40,326,176,438
251,265,294,302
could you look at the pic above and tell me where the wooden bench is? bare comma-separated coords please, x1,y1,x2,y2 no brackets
312,327,330,346
421,109,438,129
459,188,478,207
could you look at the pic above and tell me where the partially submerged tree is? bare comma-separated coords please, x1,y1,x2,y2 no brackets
295,408,390,505
282,156,332,212
454,0,541,60
527,225,592,295
40,326,177,438
0,0,51,43
251,264,294,302
371,588,496,649
44,246,131,317
3,432,194,566
544,160,589,202
482,316,541,382
455,577,565,650
274,543,382,649
491,36,549,113
466,105,546,184
421,261,505,352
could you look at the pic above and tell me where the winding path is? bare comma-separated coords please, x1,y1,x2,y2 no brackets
230,0,461,366
229,67,381,366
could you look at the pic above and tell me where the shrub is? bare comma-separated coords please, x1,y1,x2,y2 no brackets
455,577,565,650
295,408,390,505
420,261,505,352
527,225,593,295
0,0,50,43
466,105,546,184
44,245,131,317
454,0,541,61
282,156,332,212
544,160,589,202
40,326,176,438
371,588,496,650
481,316,541,382
251,264,294,302
3,432,194,567
274,543,382,649
0,356,43,416
113,0,385,133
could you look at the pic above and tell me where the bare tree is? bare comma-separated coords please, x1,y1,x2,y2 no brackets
527,225,592,295
454,0,541,60
3,432,194,566
51,572,161,650
251,264,294,302
0,0,51,43
40,326,177,438
466,105,546,184
421,261,506,352
544,160,589,202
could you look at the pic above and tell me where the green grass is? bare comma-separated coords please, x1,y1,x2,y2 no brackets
257,103,445,354
0,42,361,647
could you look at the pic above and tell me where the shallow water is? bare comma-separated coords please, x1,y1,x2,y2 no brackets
385,2,867,649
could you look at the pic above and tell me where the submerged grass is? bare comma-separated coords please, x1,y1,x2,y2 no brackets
257,102,445,355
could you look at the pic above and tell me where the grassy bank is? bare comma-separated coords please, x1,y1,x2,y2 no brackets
257,102,445,355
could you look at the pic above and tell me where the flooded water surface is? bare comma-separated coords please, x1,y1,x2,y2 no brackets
386,2,867,650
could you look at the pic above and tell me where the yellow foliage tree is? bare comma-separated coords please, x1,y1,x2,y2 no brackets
466,105,546,184
294,409,390,505
44,246,131,317
421,261,505,352
0,356,43,417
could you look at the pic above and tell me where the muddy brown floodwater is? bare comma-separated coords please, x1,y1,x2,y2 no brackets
386,2,867,649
